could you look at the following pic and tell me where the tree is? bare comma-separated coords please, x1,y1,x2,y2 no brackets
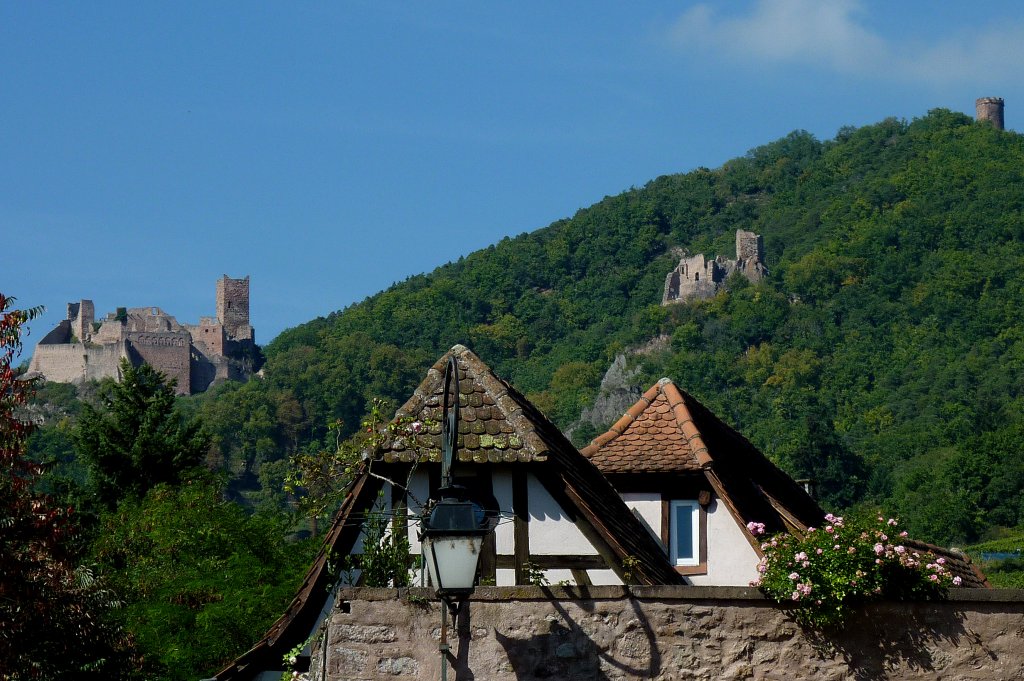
91,472,315,681
0,293,134,679
75,360,209,509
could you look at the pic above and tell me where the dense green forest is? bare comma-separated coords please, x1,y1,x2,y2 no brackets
23,108,1024,676
181,108,1021,546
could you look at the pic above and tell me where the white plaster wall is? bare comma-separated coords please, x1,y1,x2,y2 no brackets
406,470,431,553
621,492,662,542
527,473,597,555
491,470,515,555
586,569,624,586
496,568,516,587
688,500,759,586
540,569,575,585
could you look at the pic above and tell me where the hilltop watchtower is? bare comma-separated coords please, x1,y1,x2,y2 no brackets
976,97,1005,130
216,275,252,340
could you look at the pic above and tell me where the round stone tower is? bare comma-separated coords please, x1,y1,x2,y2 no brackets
976,97,1005,130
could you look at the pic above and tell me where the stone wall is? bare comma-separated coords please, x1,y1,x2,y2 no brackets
28,342,126,384
309,586,1024,681
217,275,251,339
127,331,191,394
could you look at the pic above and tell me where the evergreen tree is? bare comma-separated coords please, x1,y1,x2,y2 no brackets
75,360,209,509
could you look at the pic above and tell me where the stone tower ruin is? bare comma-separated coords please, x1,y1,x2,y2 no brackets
976,97,1005,130
216,275,252,340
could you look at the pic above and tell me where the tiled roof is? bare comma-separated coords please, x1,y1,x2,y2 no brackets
583,378,825,539
375,345,549,464
581,378,710,473
903,539,989,589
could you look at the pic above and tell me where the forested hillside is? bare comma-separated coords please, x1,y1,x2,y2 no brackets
35,109,1024,549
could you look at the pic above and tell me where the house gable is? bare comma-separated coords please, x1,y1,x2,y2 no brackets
212,346,682,680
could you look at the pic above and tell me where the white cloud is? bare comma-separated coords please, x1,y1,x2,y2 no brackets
669,0,1024,85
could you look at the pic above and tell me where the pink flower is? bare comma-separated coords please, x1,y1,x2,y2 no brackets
802,561,810,568
900,531,908,537
795,552,808,562
887,518,898,526
874,543,884,555
410,421,423,434
952,576,962,586
815,548,823,555
789,572,800,580
746,521,766,536
929,574,939,582
825,513,838,523
894,545,906,555
936,557,946,565
825,526,835,534
791,591,800,601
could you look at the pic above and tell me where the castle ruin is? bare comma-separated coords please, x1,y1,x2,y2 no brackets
976,97,1005,130
662,230,767,304
28,275,258,395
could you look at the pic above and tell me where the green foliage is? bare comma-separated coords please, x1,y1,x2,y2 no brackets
753,513,956,629
522,560,549,587
162,110,1024,547
91,472,315,681
75,360,210,509
348,496,414,588
965,528,1024,588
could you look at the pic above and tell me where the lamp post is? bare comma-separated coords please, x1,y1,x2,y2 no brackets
419,356,492,681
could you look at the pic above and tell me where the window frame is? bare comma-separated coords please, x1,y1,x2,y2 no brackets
662,498,708,575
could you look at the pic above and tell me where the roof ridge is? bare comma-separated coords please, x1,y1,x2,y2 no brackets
662,383,713,469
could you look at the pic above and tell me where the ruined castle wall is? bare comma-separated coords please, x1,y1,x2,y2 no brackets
37,320,72,345
69,300,94,343
126,308,182,333
93,319,125,344
735,230,764,263
127,332,191,395
28,344,86,383
189,322,225,357
311,587,1024,681
83,343,129,383
28,342,125,384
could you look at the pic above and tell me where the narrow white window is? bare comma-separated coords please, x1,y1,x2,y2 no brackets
670,500,700,566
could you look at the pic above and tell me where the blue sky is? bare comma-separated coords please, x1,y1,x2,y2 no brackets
5,1,1024,357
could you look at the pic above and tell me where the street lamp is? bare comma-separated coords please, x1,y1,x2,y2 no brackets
420,489,490,601
418,356,493,680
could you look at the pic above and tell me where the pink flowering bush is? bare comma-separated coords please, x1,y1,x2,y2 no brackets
748,514,954,628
